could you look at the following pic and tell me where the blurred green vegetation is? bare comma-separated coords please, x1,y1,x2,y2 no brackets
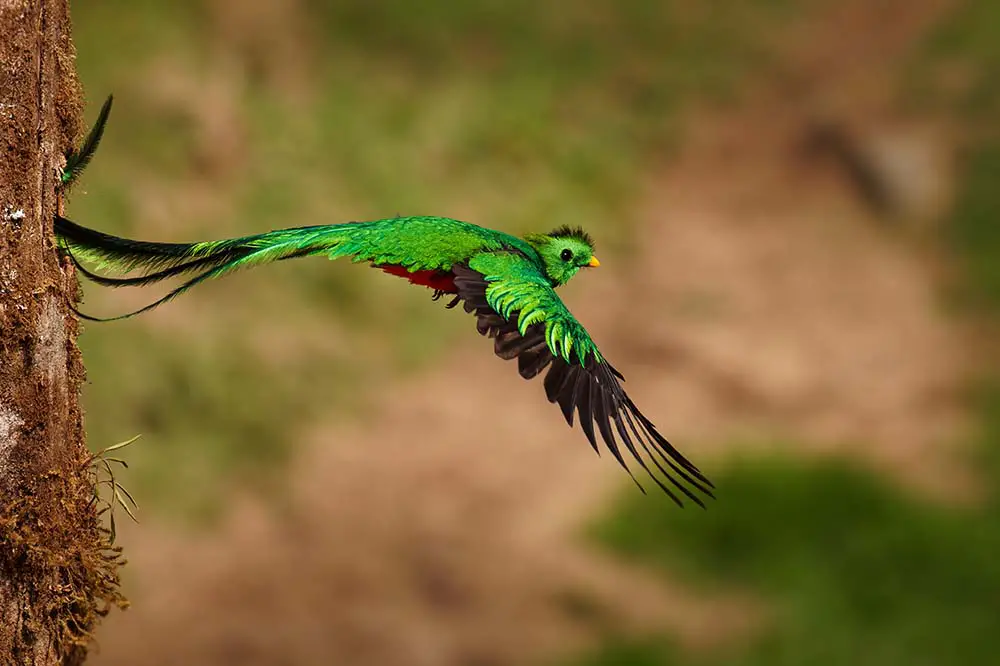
570,438,1000,666
948,145,1000,311
560,2,1000,665
908,0,1000,311
68,0,795,517
907,0,1000,123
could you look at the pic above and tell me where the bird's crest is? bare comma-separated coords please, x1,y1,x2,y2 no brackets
548,225,595,250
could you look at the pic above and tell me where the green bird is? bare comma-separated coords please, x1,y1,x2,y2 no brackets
56,97,714,506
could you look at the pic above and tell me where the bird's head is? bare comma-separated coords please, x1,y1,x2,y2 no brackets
524,226,600,286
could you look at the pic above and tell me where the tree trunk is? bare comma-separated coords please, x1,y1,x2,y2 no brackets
1,1,125,663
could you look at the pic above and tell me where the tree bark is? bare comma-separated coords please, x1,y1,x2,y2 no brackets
1,1,124,663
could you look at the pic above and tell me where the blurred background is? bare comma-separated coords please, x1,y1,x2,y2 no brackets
66,0,998,664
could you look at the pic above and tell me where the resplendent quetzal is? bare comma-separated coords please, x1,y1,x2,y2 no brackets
57,96,714,506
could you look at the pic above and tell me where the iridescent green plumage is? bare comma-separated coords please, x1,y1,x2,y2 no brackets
60,94,113,190
56,95,714,506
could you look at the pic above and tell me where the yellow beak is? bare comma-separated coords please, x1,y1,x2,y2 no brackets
588,256,601,268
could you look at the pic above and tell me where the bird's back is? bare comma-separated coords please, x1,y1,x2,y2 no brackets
323,215,538,272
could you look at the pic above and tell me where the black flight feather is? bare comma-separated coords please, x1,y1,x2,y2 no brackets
451,263,713,507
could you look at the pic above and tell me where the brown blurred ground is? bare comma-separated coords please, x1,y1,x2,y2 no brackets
84,1,979,665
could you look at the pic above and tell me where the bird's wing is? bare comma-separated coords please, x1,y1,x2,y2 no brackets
455,251,714,506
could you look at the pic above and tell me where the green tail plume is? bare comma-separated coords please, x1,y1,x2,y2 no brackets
62,95,114,190
56,215,350,321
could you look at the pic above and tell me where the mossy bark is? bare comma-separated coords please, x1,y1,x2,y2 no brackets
0,1,125,663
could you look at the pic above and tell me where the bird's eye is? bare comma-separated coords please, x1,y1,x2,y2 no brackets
560,249,573,261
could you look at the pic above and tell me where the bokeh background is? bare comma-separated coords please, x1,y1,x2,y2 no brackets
65,1,998,664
